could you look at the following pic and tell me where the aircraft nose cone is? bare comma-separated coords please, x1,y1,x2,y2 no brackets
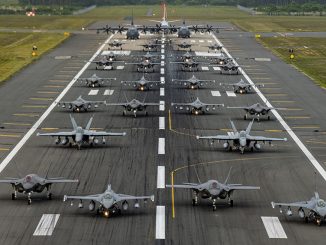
210,188,220,196
240,138,246,147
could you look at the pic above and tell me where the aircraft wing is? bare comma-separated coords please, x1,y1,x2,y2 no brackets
37,131,75,137
143,102,161,106
171,102,193,106
115,194,154,203
64,194,102,203
247,135,287,142
105,102,128,106
224,184,260,191
0,178,19,183
84,131,126,137
166,183,200,189
196,134,238,140
271,200,314,210
45,178,79,184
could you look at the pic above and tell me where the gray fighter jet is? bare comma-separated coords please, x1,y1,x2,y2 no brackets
177,41,192,51
172,74,215,89
166,168,260,211
58,96,106,112
139,42,161,52
272,192,326,226
121,75,161,91
216,60,240,74
196,120,287,154
207,43,223,52
171,59,209,72
108,40,125,50
228,103,286,121
91,56,123,70
171,97,224,115
0,174,78,205
37,115,126,150
63,184,154,217
125,59,160,73
106,95,161,117
132,51,160,62
220,79,263,94
77,73,116,87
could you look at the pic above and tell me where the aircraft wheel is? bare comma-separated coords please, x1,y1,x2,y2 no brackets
192,199,197,206
244,115,247,120
90,142,94,147
268,116,271,120
316,218,322,226
96,67,98,70
123,111,126,116
48,193,52,200
212,205,217,211
305,217,309,223
77,145,81,150
69,143,72,148
11,193,16,200
117,209,122,215
145,111,148,116
27,199,32,205
229,200,234,207
251,147,254,152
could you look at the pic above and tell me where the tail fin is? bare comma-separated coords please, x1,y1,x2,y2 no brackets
315,192,320,199
245,119,255,134
131,9,134,26
85,116,93,130
162,2,167,21
230,120,237,133
224,167,233,184
107,184,112,191
70,114,78,130
123,93,129,103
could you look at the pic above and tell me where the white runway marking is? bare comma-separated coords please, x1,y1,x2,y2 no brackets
160,87,165,96
161,55,165,60
208,40,213,43
101,50,130,55
161,61,165,66
33,214,60,236
104,89,114,95
88,89,99,95
0,34,114,173
158,138,165,155
159,117,165,130
161,44,165,49
157,166,165,188
226,91,236,97
161,49,165,54
211,32,326,181
211,91,221,97
191,40,196,43
261,217,287,239
160,77,165,84
200,32,204,35
213,67,221,71
201,66,209,71
155,206,165,239
104,66,113,70
159,101,165,111
195,51,221,57
199,40,204,43
160,68,165,75
116,65,124,70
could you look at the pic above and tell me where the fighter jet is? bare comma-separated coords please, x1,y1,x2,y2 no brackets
37,115,126,150
220,79,263,94
177,51,194,62
125,59,160,72
196,120,287,154
108,40,125,50
228,103,286,121
171,59,209,72
0,174,78,205
58,96,106,112
172,74,215,89
106,94,161,117
207,43,223,53
121,75,161,91
63,184,154,217
166,167,260,211
272,192,326,226
139,42,161,52
132,51,160,62
176,41,192,51
91,56,123,70
215,59,241,74
77,73,116,87
171,97,224,115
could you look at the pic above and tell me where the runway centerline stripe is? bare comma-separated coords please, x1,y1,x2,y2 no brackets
158,138,165,155
160,88,165,96
0,34,114,173
261,217,287,239
212,32,326,181
160,77,165,84
159,101,165,111
160,68,165,75
157,166,165,189
33,214,60,236
159,117,165,130
155,206,165,239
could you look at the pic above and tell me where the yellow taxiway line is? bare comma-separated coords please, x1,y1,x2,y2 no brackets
22,105,47,108
0,148,10,151
29,97,53,101
0,134,20,138
284,116,310,119
3,122,32,126
13,113,39,117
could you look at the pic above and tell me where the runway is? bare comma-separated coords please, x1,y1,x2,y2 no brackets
0,22,325,245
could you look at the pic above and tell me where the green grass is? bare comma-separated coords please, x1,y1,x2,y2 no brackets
0,32,68,82
259,37,326,87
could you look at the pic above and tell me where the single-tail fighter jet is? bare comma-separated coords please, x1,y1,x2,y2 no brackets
108,40,125,50
207,43,223,52
171,59,209,72
216,60,240,74
58,96,106,112
272,192,326,226
172,74,215,89
196,120,287,154
106,94,161,117
63,184,154,217
0,174,78,205
91,56,123,70
121,75,161,91
77,73,116,87
228,103,286,121
125,59,160,73
171,97,224,115
220,79,263,94
139,42,161,52
132,51,160,62
176,41,192,51
37,115,126,150
166,167,260,211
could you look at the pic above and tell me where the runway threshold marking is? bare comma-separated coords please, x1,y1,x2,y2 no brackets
155,206,165,239
159,117,165,130
213,67,221,71
158,138,165,155
33,214,60,236
226,91,236,97
160,88,165,96
212,32,326,181
0,34,114,173
104,89,114,95
157,166,165,188
201,66,209,71
211,91,221,97
88,89,99,96
261,217,287,239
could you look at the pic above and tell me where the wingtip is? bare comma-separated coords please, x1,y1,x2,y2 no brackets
63,195,67,202
151,195,155,202
271,201,275,208
196,135,200,140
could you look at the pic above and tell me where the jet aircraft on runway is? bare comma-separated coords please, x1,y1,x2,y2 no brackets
171,59,209,72
77,73,116,87
196,120,287,153
272,192,326,226
108,40,125,50
207,43,223,52
0,174,78,205
166,168,260,211
220,79,263,93
64,184,154,217
106,95,161,117
139,41,161,52
125,59,160,72
172,74,215,89
121,75,161,91
58,96,105,112
171,97,224,115
91,56,123,70
37,115,126,149
176,41,192,51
